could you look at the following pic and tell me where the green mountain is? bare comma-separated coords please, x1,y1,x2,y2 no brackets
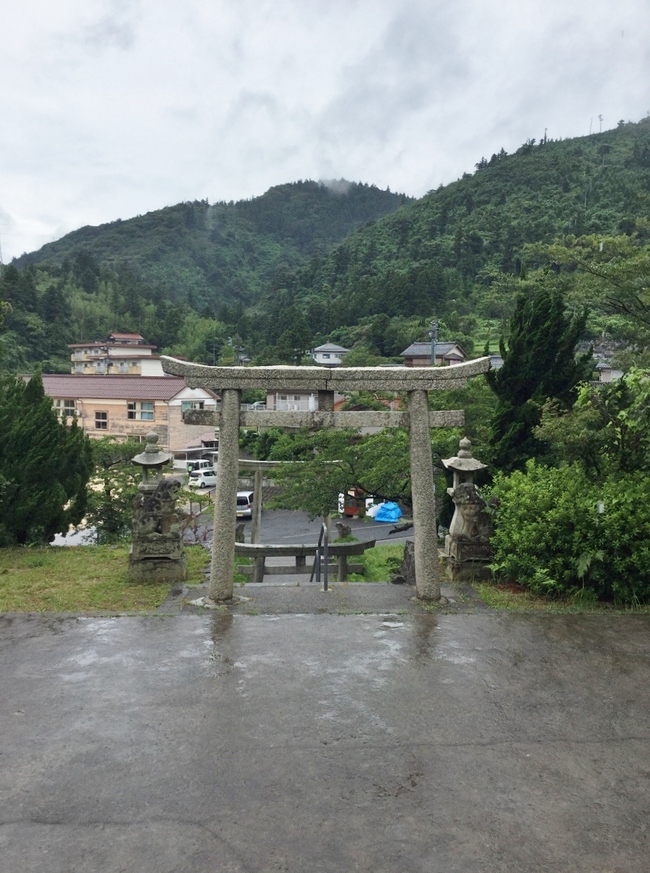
259,119,650,356
3,119,650,371
14,181,411,309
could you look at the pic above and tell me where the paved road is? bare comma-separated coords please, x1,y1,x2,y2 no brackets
53,504,412,549
184,507,414,548
1,611,648,872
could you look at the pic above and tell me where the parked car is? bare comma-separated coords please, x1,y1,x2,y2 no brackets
236,490,255,518
187,459,215,474
188,469,217,489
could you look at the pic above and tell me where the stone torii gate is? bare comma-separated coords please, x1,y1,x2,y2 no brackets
162,356,490,602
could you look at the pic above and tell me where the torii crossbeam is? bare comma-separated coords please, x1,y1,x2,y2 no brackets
162,356,490,602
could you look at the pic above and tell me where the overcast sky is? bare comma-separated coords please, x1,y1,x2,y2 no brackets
1,0,649,261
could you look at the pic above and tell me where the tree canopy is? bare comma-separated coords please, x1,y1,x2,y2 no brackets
0,372,93,545
485,279,592,473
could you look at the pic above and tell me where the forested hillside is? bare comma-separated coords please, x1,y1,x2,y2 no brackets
254,118,650,360
14,180,409,308
3,119,650,371
3,181,408,370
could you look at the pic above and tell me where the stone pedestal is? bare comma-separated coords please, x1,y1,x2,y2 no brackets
128,550,188,584
442,535,492,581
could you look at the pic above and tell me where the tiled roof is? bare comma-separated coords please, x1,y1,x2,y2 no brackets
400,341,464,357
42,375,188,401
67,342,157,350
184,432,218,448
313,343,350,353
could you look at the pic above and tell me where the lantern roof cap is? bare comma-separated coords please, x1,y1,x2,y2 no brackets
442,437,487,472
132,432,172,467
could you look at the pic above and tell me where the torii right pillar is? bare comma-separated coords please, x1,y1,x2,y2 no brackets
408,388,441,599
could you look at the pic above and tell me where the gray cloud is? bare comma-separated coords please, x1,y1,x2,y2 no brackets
0,0,649,259
320,179,353,196
79,0,140,51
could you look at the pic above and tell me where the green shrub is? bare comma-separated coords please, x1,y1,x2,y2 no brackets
356,543,405,582
489,461,650,604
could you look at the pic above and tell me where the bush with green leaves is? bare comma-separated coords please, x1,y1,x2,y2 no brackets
85,437,149,543
0,372,92,545
489,461,650,604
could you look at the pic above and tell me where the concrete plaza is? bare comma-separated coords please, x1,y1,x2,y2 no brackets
1,607,648,872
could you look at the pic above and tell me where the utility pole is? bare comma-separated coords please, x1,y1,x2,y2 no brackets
598,114,603,133
429,320,438,366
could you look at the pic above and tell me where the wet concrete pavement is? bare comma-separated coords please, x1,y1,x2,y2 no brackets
1,610,649,872
177,579,481,616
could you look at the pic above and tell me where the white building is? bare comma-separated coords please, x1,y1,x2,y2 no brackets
68,332,165,376
311,343,350,366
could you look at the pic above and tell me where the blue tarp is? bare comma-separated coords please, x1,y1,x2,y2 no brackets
374,502,402,523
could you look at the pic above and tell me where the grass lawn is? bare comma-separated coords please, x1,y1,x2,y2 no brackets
0,544,210,613
350,542,405,582
474,580,650,613
350,542,650,613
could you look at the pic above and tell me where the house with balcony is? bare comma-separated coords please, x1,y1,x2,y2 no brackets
68,332,165,376
43,374,218,452
265,391,319,411
262,389,398,414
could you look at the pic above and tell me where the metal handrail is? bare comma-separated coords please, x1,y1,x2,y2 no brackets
312,522,330,590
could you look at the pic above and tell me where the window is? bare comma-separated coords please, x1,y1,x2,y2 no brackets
95,411,108,430
322,353,331,359
181,400,205,412
127,401,155,421
53,399,76,418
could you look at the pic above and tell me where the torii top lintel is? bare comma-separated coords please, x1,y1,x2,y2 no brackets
161,356,491,392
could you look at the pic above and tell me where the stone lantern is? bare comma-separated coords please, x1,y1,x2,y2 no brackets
442,436,486,493
441,437,491,579
132,432,172,491
128,433,186,583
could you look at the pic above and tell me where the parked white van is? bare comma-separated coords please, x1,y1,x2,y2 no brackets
188,469,217,489
187,459,215,474
236,490,255,518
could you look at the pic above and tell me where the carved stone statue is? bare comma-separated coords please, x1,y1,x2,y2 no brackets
129,433,187,583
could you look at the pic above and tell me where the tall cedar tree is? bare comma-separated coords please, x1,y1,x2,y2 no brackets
486,283,592,474
0,372,93,544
